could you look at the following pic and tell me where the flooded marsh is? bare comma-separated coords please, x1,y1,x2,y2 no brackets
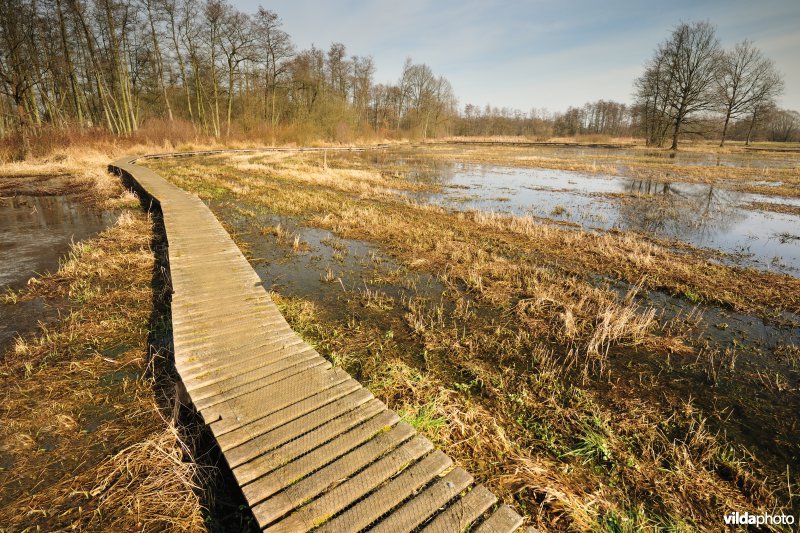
147,145,800,531
0,195,118,352
0,165,206,530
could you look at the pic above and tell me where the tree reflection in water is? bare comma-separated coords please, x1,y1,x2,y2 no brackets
617,180,747,242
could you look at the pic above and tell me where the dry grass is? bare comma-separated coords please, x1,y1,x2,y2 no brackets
0,195,204,530
275,290,780,532
148,151,797,531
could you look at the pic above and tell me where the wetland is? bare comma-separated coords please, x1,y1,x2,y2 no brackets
145,143,800,531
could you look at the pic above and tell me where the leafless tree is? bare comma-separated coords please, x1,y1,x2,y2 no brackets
253,7,293,127
766,109,800,142
715,40,783,146
635,21,721,150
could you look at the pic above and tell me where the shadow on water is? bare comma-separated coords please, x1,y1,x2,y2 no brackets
0,195,117,353
117,170,258,532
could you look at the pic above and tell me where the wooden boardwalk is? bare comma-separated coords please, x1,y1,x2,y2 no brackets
111,153,525,532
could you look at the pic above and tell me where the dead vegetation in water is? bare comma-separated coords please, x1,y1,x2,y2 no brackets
149,152,797,530
746,200,800,216
150,152,800,320
274,290,781,532
0,211,205,531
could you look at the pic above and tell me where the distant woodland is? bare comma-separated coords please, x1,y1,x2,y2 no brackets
0,0,796,157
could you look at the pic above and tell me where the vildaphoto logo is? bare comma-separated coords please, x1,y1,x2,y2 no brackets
723,511,795,526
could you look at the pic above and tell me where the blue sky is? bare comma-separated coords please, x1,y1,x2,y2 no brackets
233,0,799,113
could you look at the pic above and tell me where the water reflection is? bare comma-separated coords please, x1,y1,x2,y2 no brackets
617,182,747,243
332,150,800,275
0,195,116,352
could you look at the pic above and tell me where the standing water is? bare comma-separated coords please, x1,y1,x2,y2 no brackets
0,195,116,352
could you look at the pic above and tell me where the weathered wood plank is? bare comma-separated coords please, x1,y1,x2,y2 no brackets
111,153,525,532
232,398,387,485
215,379,362,451
474,505,524,533
248,414,409,522
372,467,473,533
317,450,452,532
225,387,374,468
422,484,497,533
265,436,434,532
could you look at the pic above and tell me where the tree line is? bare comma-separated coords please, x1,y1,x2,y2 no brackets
0,4,794,157
0,0,457,156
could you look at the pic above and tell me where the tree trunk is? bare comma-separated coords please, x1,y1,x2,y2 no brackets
670,123,680,150
746,109,758,146
146,0,173,122
720,109,731,147
226,64,234,136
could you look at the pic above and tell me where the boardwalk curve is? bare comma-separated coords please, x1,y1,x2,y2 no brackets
110,152,525,532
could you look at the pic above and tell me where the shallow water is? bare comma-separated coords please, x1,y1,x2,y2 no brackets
427,166,800,274
213,200,447,318
339,151,800,275
205,188,800,480
0,195,116,352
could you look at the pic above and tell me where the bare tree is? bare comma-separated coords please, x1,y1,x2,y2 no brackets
252,7,293,128
0,1,465,145
766,109,800,142
142,0,173,122
635,21,721,150
218,6,255,136
0,0,39,156
715,40,783,146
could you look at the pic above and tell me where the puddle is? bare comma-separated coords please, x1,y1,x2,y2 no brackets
0,195,117,289
332,151,800,275
0,195,116,353
213,199,447,320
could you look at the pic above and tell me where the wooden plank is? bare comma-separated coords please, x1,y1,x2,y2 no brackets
422,484,497,533
233,398,386,485
190,350,327,408
185,345,322,398
204,366,351,435
214,379,362,451
474,505,524,533
265,435,434,533
317,450,452,533
111,154,526,531
178,333,303,378
372,467,473,533
249,416,409,523
225,387,374,468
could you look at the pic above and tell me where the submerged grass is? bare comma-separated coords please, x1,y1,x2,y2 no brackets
148,150,799,531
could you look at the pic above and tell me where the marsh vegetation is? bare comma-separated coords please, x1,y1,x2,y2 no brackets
145,142,799,531
0,155,218,530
